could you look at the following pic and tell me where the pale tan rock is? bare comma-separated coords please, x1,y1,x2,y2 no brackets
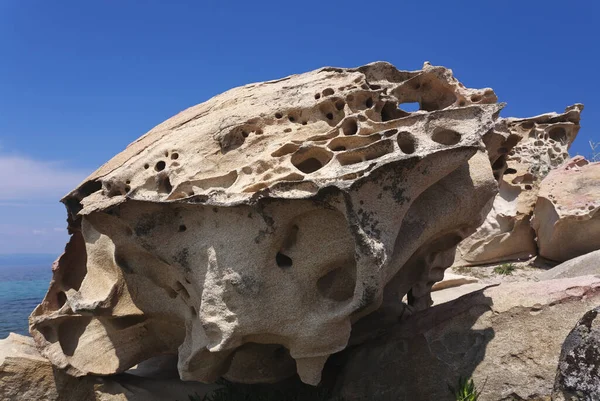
30,62,504,385
0,333,219,401
431,282,488,305
538,249,600,280
337,275,600,401
532,156,600,262
456,105,583,266
430,272,478,291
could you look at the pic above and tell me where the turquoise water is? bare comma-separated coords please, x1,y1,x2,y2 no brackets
0,255,54,339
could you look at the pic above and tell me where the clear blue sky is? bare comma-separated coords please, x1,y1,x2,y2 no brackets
0,1,598,255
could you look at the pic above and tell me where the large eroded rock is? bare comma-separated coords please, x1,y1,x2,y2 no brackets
29,62,507,385
0,333,217,401
532,156,600,262
456,105,583,265
336,276,600,401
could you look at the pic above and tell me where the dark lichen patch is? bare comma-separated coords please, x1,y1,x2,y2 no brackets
134,214,157,237
174,247,191,272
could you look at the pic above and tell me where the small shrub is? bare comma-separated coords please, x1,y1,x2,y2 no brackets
448,377,482,401
493,263,516,275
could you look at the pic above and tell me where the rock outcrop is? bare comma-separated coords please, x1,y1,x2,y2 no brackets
0,333,217,401
538,249,600,280
456,105,583,265
29,62,507,385
336,275,600,401
553,306,600,401
532,156,600,262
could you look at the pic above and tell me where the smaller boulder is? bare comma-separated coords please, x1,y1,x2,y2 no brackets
532,156,600,262
553,306,600,400
538,249,600,281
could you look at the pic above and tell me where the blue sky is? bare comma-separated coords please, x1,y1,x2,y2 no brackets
0,1,598,255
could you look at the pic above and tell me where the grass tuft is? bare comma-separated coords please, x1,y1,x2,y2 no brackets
493,263,516,275
448,377,482,401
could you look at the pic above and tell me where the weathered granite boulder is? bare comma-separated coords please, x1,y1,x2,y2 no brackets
456,105,583,266
336,276,600,401
553,306,600,401
532,156,600,262
0,333,217,401
538,249,600,280
29,61,507,385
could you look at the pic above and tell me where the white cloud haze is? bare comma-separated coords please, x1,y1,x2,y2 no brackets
0,155,89,201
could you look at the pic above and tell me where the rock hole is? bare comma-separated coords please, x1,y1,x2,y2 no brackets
144,163,149,169
109,315,146,331
397,132,416,154
322,88,334,96
381,102,410,121
525,185,532,190
314,93,321,100
521,121,535,129
157,174,173,194
242,131,249,138
155,161,166,172
335,100,346,111
276,252,293,268
57,292,67,308
171,153,179,160
399,102,420,112
291,147,333,174
125,185,131,193
383,129,398,137
342,118,358,136
470,94,482,102
294,158,324,174
505,168,517,174
288,116,295,123
317,261,356,301
431,128,461,146
275,112,283,119
548,126,567,142
284,128,292,133
326,112,334,120
365,98,373,108
179,225,187,232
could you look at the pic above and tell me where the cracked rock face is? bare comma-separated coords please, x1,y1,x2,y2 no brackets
553,306,600,400
30,62,505,385
455,105,583,265
532,156,600,262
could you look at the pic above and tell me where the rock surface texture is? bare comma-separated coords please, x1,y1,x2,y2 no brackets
538,249,600,280
29,61,508,385
336,276,600,401
456,105,583,265
553,306,600,401
532,156,600,262
0,333,217,401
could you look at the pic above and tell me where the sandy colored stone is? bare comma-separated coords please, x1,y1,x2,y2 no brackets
532,156,600,262
538,249,600,281
456,105,583,266
0,333,218,401
30,62,506,385
336,276,600,401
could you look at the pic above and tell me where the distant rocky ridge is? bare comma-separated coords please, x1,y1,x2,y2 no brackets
1,61,598,400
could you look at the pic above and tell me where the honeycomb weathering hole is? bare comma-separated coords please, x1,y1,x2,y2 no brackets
291,147,333,174
342,118,358,136
276,252,293,268
317,262,357,302
548,126,567,143
397,132,416,154
431,128,461,145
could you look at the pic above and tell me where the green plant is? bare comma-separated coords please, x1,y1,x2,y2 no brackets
494,262,516,275
448,377,482,401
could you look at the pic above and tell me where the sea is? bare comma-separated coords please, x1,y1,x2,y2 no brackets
0,254,55,339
